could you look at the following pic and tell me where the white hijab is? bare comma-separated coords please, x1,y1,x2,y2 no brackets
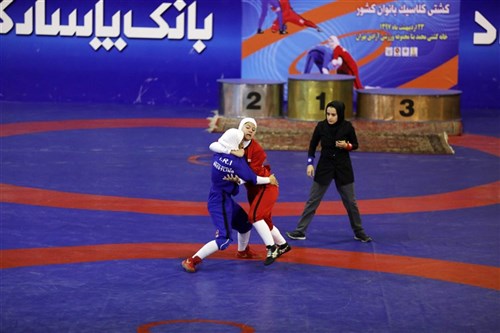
328,35,340,49
218,128,244,151
238,117,257,131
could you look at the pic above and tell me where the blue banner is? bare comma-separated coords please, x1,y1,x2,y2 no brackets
458,0,500,110
0,0,241,107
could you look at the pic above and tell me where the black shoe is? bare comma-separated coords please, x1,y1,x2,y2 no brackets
354,233,372,243
279,29,288,35
286,231,306,240
257,28,264,34
264,245,278,265
277,243,291,257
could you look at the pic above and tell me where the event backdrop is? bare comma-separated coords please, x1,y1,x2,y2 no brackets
0,0,498,110
242,0,460,90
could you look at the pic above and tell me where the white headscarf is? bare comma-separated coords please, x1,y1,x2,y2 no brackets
238,117,257,131
218,128,244,151
328,35,340,48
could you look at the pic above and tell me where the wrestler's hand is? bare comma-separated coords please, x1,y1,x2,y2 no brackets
231,148,245,158
223,174,241,184
306,165,314,178
269,174,279,187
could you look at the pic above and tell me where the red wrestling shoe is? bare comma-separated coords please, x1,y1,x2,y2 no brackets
236,245,262,259
181,256,202,273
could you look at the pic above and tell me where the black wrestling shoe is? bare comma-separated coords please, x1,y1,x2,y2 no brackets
286,230,306,240
277,243,291,257
354,233,373,243
264,245,278,265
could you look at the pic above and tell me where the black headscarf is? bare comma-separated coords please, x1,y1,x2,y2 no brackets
325,100,345,125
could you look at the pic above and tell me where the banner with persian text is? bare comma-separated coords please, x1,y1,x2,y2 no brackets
1,1,497,110
0,0,241,107
458,0,499,110
242,0,460,93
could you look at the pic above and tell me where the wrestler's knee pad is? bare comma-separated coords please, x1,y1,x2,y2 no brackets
215,237,232,250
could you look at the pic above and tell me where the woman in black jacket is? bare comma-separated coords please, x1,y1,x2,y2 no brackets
286,100,372,242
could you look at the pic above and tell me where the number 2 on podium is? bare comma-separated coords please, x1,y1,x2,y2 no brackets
246,92,261,110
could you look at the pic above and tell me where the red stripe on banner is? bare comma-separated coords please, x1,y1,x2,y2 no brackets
242,0,395,59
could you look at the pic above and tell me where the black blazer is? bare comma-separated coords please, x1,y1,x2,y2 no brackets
308,119,358,186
